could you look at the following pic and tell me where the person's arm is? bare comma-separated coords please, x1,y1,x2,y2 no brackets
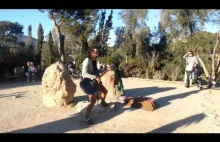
28,67,31,72
194,56,198,67
183,52,191,59
82,59,96,80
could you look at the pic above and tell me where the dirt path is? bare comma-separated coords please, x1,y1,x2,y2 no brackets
0,79,220,133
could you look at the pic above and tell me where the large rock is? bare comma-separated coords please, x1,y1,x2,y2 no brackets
42,61,76,107
98,70,123,102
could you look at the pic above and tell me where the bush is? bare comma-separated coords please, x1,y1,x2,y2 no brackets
162,61,184,81
75,55,86,70
119,56,147,78
152,71,165,80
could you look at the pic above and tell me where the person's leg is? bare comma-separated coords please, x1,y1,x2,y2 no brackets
25,72,30,82
197,77,203,89
186,71,192,87
98,84,109,105
84,94,96,121
70,68,74,75
31,73,35,82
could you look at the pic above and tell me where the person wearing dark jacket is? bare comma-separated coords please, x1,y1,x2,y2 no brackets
23,61,30,82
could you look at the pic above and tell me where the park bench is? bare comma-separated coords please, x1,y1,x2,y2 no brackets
5,67,25,82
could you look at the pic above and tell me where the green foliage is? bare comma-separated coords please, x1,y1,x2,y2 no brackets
160,9,218,39
41,41,58,70
54,9,100,56
0,21,24,47
119,9,149,57
92,10,114,56
0,21,28,78
41,43,49,70
75,55,86,70
35,9,220,84
162,61,184,81
111,52,124,63
35,23,44,67
97,56,111,65
119,56,147,78
114,26,125,48
26,25,34,55
48,31,56,65
41,30,58,70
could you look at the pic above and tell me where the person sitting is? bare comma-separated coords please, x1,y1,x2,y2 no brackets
28,62,36,82
23,61,30,82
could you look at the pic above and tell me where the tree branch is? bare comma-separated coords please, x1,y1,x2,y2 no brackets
197,55,210,78
212,35,220,76
58,22,64,27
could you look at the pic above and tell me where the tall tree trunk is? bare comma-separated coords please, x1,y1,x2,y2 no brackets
135,35,142,57
38,53,41,70
49,47,51,65
59,34,65,63
132,43,136,58
214,54,220,82
185,9,194,35
53,19,65,63
81,38,88,56
211,35,220,77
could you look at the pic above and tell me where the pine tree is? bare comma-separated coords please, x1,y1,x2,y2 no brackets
35,23,44,70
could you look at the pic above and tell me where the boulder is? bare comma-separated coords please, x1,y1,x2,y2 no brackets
98,70,123,102
42,61,76,107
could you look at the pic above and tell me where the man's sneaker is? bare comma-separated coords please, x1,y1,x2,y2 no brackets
83,117,91,122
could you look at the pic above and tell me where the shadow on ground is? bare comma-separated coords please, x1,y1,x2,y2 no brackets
148,113,206,133
74,95,89,102
125,86,176,97
8,102,135,133
0,81,41,91
155,87,209,109
0,91,28,99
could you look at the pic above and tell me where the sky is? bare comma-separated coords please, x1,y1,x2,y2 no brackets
0,9,219,46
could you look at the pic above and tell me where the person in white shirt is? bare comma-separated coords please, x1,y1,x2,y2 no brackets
28,62,36,82
183,51,198,88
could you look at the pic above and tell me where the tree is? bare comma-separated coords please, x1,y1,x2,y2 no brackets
40,9,99,62
0,21,25,76
133,26,149,56
41,31,58,69
92,10,113,56
119,9,148,57
35,23,44,70
48,31,55,65
0,21,24,47
63,9,99,56
160,9,219,40
0,21,24,62
114,26,125,49
197,34,220,82
27,25,33,52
